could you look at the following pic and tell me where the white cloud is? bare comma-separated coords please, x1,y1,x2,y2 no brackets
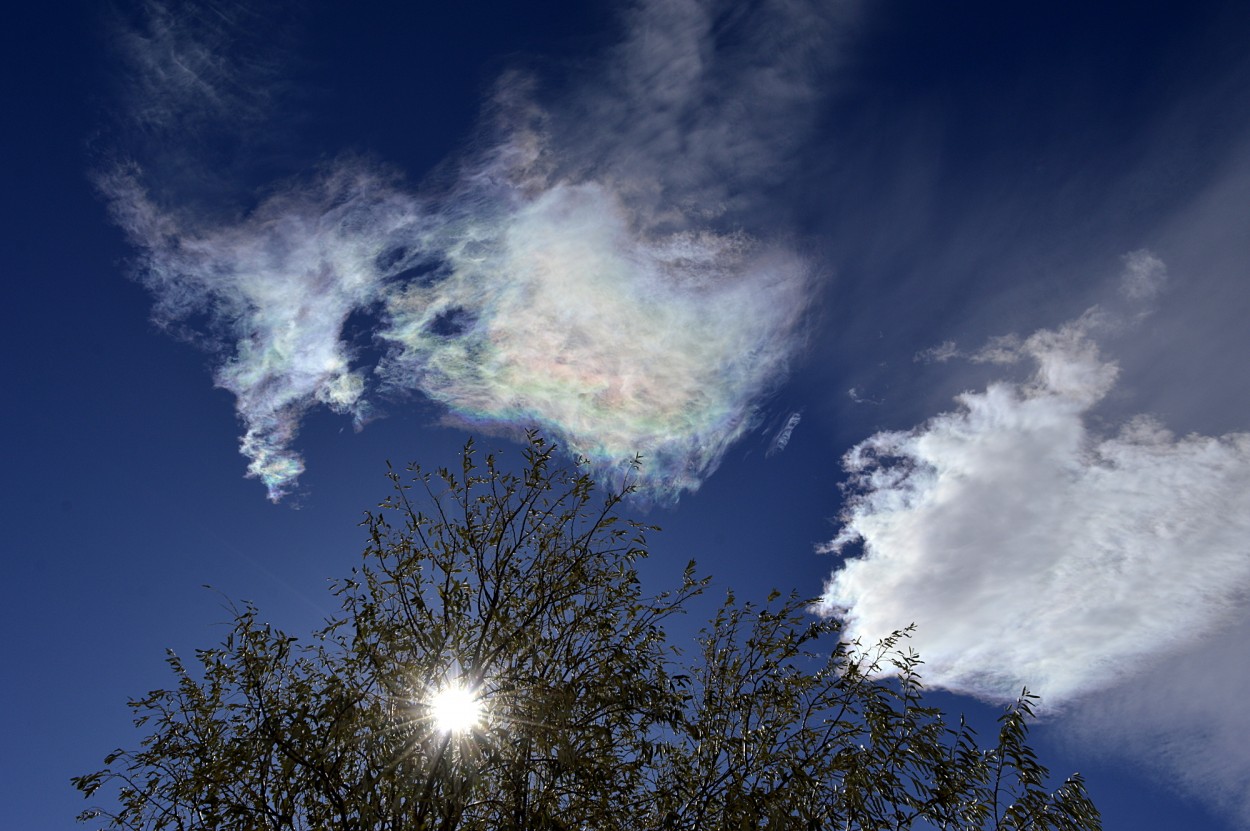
99,164,425,500
1067,616,1250,826
766,411,803,456
821,297,1250,705
561,0,853,222
380,172,814,500
112,0,278,133
103,0,837,501
1119,248,1168,302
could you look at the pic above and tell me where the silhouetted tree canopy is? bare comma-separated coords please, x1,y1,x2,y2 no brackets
76,434,1100,831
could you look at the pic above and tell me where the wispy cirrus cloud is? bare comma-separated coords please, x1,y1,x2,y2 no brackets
101,0,845,501
110,0,283,134
558,0,849,222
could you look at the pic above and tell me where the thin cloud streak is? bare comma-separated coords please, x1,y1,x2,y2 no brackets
766,411,803,457
820,259,1250,705
102,0,834,501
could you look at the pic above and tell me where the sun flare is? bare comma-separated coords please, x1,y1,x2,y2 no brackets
430,683,482,734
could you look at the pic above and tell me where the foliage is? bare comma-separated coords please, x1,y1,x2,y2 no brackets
76,434,1100,830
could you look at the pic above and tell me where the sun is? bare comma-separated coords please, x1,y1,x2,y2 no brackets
429,682,482,734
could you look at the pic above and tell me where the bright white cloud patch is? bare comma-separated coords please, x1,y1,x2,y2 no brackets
821,311,1250,705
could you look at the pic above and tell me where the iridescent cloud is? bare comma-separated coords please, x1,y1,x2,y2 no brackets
381,162,812,498
103,0,831,501
100,165,427,500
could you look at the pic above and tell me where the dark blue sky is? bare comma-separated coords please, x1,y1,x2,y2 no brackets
6,2,1250,828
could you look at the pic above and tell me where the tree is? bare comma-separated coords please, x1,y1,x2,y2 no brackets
75,434,1100,831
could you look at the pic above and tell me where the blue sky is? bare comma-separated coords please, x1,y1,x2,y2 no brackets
5,1,1250,828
